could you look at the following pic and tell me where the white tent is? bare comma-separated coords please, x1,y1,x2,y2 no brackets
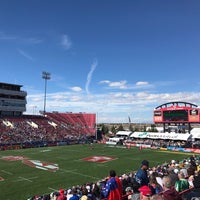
191,128,200,139
130,132,192,141
116,131,132,137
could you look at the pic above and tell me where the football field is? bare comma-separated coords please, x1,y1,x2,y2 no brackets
0,144,192,200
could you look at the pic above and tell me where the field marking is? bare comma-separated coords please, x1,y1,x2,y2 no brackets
12,176,38,183
59,169,77,174
1,170,13,175
48,187,58,192
60,168,100,180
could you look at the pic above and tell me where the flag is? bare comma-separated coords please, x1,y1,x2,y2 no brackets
128,116,131,123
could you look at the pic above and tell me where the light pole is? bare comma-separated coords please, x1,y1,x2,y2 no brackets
42,71,51,114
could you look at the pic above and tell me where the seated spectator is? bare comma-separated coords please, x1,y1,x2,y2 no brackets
186,173,200,200
175,171,189,193
57,189,66,200
138,185,152,200
69,188,79,200
150,194,164,200
148,174,163,195
80,187,88,200
127,177,140,200
167,169,179,187
187,175,194,188
66,189,73,200
161,175,182,200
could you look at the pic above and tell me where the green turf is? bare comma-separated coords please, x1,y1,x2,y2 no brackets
0,144,192,200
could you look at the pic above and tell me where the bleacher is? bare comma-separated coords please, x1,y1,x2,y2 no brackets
0,112,96,148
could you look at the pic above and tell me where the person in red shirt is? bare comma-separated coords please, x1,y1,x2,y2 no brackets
57,189,66,200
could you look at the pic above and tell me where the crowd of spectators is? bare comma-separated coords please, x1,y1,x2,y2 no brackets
28,155,200,200
0,116,93,148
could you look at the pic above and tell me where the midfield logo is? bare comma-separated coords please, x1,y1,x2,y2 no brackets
82,156,116,163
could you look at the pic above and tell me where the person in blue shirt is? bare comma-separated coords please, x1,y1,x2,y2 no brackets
69,188,79,200
135,160,149,186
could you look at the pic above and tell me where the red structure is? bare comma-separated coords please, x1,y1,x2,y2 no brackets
154,101,200,133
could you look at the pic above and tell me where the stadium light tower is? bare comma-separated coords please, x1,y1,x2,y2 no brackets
42,71,51,114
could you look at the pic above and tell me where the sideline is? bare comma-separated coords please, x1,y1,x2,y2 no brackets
157,150,193,155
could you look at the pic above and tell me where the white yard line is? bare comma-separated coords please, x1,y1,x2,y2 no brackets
48,187,58,192
1,170,13,175
60,168,100,180
12,176,38,182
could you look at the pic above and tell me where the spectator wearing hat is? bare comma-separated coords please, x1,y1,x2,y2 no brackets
135,160,149,186
160,175,182,200
57,189,66,200
102,169,122,200
139,185,152,200
186,173,200,200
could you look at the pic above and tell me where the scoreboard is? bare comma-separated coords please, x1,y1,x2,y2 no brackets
154,102,200,123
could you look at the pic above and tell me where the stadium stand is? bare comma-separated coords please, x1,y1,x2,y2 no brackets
26,155,200,200
0,112,96,150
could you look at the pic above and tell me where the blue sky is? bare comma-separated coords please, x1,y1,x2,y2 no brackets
0,0,200,123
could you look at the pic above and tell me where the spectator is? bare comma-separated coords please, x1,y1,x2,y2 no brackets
175,171,189,193
161,175,182,200
186,173,200,200
127,178,140,200
66,189,73,200
150,194,164,200
80,187,88,200
148,174,163,195
102,169,122,200
135,160,149,186
69,188,79,200
57,189,66,200
138,185,152,200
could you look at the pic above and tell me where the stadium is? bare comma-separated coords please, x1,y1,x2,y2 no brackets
0,82,200,200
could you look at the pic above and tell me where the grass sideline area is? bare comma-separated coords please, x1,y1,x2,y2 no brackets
0,143,193,200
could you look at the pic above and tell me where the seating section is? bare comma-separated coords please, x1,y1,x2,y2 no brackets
0,112,96,145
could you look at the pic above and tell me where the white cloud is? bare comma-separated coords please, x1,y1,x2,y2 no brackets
61,34,72,50
25,83,200,123
70,96,82,101
85,59,98,94
136,81,149,86
70,86,82,92
17,48,34,61
109,80,127,89
100,80,127,89
99,80,110,84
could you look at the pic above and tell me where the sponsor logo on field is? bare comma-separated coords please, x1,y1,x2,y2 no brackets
82,156,116,163
22,159,59,172
1,156,28,161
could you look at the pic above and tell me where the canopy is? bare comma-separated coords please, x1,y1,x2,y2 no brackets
116,131,132,137
130,132,192,141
